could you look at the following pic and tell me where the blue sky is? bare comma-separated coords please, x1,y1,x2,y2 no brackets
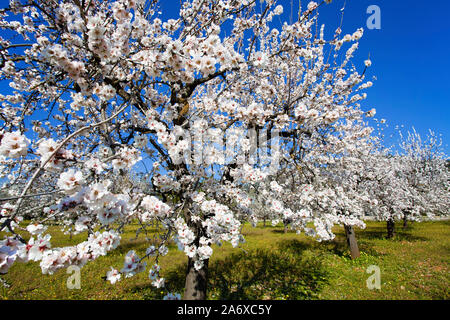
314,0,450,154
277,0,450,153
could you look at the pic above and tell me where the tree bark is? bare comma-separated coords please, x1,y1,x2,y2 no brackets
403,215,408,229
183,257,209,300
344,224,360,259
387,218,395,239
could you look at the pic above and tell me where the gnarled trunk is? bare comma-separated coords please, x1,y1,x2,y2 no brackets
183,257,209,300
344,224,360,259
387,218,395,239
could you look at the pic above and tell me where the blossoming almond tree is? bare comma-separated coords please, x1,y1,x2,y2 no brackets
397,129,449,224
356,128,449,239
0,0,375,299
248,116,378,259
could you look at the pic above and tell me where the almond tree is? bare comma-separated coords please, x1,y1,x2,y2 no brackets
358,128,449,238
0,0,375,299
396,129,449,228
250,117,377,259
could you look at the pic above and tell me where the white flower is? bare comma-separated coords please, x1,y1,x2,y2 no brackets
253,51,267,67
98,146,112,158
121,250,146,278
152,277,165,288
325,111,340,124
366,108,376,117
197,245,213,260
0,131,30,158
0,246,17,274
307,1,318,11
84,182,108,204
27,234,52,261
57,169,85,195
352,28,364,41
294,103,307,118
141,196,171,217
85,158,107,174
158,245,168,256
74,216,91,232
106,267,121,284
194,259,204,271
112,147,142,171
36,138,68,171
273,5,283,15
184,245,197,258
269,181,283,193
26,223,47,235
149,263,160,280
146,245,156,256
133,133,148,149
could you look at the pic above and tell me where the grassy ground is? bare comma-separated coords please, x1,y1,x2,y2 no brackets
0,220,448,300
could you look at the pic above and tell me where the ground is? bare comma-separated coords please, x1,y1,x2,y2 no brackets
1,220,448,300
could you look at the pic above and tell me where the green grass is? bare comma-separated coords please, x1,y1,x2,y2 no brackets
1,220,448,300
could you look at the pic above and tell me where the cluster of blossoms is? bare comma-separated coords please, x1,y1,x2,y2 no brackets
106,248,166,289
0,203,22,232
198,199,242,249
40,231,120,275
172,195,242,272
112,147,142,172
50,177,134,230
0,237,28,274
0,131,30,158
36,138,74,171
174,217,196,252
1,230,120,275
57,169,85,195
141,195,172,219
230,164,268,184
119,250,146,278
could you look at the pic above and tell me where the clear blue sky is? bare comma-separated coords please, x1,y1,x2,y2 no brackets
314,0,450,154
280,0,450,153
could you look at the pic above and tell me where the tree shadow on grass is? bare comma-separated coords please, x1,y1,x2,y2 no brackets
355,226,429,242
442,220,450,227
271,228,296,234
208,244,329,300
131,240,329,300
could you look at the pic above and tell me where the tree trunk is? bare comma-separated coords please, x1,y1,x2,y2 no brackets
183,257,209,300
387,218,395,239
403,215,408,229
344,224,360,259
